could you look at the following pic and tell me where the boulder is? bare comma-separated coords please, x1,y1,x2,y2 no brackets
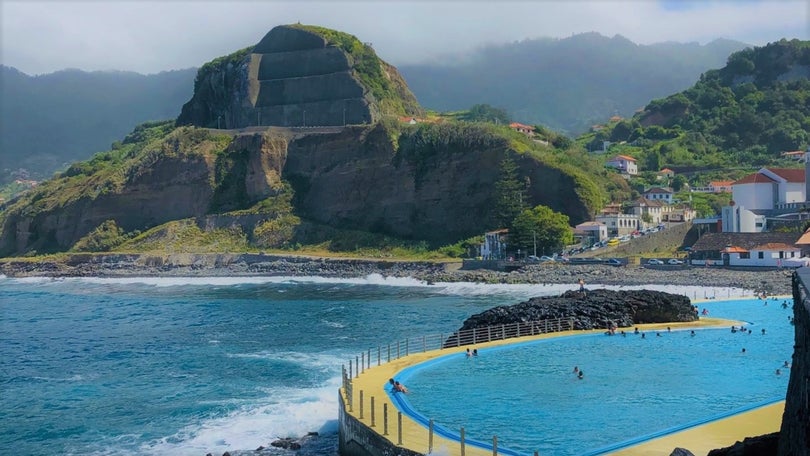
706,432,779,455
458,289,695,332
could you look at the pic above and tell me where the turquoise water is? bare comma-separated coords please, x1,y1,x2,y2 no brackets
0,275,556,455
0,275,788,456
399,298,793,456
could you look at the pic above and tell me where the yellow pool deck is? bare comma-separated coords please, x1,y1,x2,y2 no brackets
341,316,784,456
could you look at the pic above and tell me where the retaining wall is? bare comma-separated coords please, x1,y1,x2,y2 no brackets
779,271,810,455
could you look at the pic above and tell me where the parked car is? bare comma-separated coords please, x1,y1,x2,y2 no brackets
667,259,684,265
604,258,623,266
607,238,620,247
527,255,541,263
647,259,665,265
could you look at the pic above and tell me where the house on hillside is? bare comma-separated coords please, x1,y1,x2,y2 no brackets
629,198,666,226
509,122,535,136
781,150,806,162
399,116,419,125
657,168,675,180
689,232,802,267
664,203,696,223
606,155,637,176
709,180,733,193
643,187,674,205
595,213,640,237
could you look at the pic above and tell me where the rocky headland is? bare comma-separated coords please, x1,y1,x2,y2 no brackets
459,288,695,331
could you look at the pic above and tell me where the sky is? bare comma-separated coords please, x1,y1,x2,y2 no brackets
1,0,808,75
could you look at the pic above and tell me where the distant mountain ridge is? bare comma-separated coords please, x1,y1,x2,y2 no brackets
399,33,749,134
0,65,197,184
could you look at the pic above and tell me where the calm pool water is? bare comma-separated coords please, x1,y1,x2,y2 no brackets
396,298,793,456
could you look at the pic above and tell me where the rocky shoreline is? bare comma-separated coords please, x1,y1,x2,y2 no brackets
0,253,795,295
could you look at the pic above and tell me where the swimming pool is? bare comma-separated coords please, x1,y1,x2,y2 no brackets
394,298,793,455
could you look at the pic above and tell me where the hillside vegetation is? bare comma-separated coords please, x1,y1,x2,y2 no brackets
400,33,747,134
0,66,196,185
586,39,810,176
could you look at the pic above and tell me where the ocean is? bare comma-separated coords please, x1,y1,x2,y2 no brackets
0,275,756,456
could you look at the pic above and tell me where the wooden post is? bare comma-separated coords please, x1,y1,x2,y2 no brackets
370,396,375,427
397,412,403,445
383,403,389,435
429,419,434,453
359,390,364,419
492,435,498,455
460,427,466,456
361,352,365,374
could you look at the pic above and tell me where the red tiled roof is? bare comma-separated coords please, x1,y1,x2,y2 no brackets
710,180,733,187
723,246,748,253
610,155,636,162
658,168,674,173
734,173,777,185
509,122,535,130
768,168,805,183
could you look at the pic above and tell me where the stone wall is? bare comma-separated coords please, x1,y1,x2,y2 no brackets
338,396,421,456
779,271,810,454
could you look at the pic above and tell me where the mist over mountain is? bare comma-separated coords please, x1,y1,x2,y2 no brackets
398,33,749,134
0,66,196,184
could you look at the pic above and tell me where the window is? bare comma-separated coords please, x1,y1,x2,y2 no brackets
740,252,750,259
758,252,764,259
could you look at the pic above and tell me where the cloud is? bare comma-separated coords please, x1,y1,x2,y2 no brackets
1,0,806,75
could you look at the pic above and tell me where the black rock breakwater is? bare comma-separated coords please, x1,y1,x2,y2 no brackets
459,289,696,331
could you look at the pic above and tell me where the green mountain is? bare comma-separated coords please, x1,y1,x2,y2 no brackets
587,39,810,172
0,25,605,258
0,65,196,184
399,34,748,135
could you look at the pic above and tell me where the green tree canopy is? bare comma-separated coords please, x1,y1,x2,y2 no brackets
462,104,511,124
492,156,528,229
510,205,574,256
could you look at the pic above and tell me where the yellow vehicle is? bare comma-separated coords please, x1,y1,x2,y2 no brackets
607,238,620,247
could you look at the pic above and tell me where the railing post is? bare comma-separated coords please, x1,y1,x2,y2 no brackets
370,396,375,427
534,451,539,456
387,344,391,363
460,427,466,456
440,333,444,349
406,338,409,356
429,419,434,453
501,324,505,340
367,348,371,369
488,326,491,342
422,335,426,353
492,435,498,455
397,412,403,445
517,322,521,338
397,341,401,359
355,356,359,378
359,390,364,419
545,320,548,333
456,332,460,347
473,327,477,344
361,352,365,374
383,403,389,435
349,360,353,380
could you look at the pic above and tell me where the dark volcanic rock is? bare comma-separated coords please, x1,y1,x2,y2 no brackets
669,448,695,456
706,432,779,455
459,289,696,331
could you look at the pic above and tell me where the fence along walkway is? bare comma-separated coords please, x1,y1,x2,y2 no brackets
340,317,575,456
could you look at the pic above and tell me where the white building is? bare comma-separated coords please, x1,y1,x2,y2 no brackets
606,155,638,176
721,203,766,233
643,187,674,205
480,229,508,260
595,213,640,237
731,167,805,212
574,221,608,244
723,242,802,267
629,198,666,226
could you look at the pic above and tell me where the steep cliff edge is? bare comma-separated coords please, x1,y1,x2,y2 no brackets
0,121,599,256
176,24,422,129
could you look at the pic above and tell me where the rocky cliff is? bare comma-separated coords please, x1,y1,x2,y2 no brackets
176,24,422,129
0,120,599,256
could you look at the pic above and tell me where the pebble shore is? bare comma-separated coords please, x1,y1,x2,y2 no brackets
0,254,795,295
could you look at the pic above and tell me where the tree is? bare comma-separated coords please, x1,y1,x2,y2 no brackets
462,104,511,124
672,175,688,192
510,205,574,255
492,156,528,229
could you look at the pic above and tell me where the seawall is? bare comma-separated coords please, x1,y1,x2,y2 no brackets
780,271,810,454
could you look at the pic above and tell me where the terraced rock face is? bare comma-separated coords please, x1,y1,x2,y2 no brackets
177,24,421,128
